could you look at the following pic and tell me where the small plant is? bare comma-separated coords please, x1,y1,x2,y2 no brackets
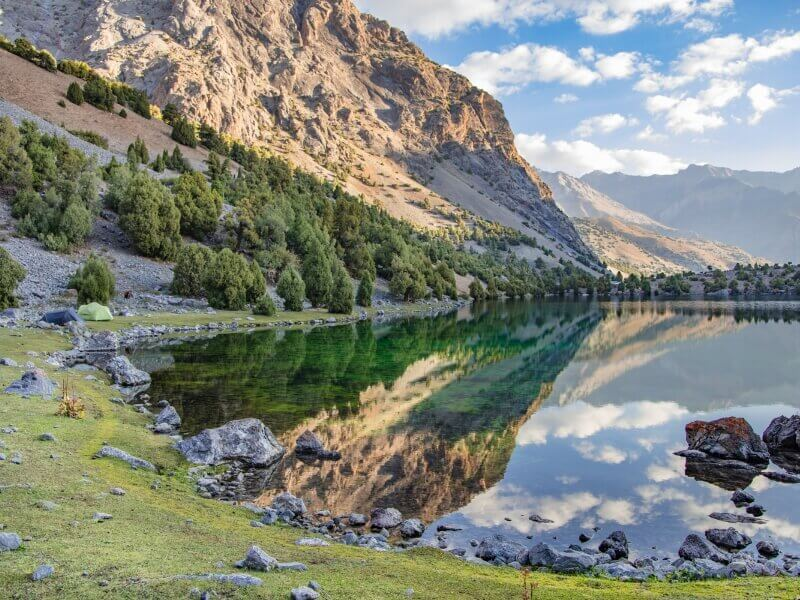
56,377,85,419
66,81,84,105
57,99,66,108
520,568,538,600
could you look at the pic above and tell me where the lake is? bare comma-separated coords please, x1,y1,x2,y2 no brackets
132,300,800,558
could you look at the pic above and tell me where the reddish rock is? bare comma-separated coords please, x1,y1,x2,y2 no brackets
684,417,769,465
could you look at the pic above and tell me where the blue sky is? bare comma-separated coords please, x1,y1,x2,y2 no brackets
355,0,800,176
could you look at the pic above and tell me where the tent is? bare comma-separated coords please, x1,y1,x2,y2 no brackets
77,302,113,322
41,308,83,325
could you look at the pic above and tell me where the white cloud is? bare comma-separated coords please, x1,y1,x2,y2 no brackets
573,441,633,464
636,124,667,141
645,78,744,133
554,93,579,104
685,17,715,33
595,51,641,79
746,83,800,125
573,113,638,137
516,133,687,176
355,0,732,38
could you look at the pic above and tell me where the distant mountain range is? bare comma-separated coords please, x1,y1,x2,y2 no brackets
581,165,800,263
540,171,759,275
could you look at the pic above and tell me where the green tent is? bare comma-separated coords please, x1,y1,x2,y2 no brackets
77,302,113,321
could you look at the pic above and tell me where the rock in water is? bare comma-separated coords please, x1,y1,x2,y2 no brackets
678,533,729,564
295,430,324,455
682,417,770,465
155,405,181,430
176,418,285,466
474,534,526,564
598,530,629,560
756,540,780,558
104,356,151,387
370,507,402,530
705,527,752,551
709,512,766,524
730,490,754,507
4,369,57,399
399,518,425,538
762,415,800,452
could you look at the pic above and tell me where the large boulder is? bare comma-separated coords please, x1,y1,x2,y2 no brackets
237,545,278,571
705,528,751,551
598,530,628,560
474,534,526,564
526,542,560,567
270,492,307,515
551,551,597,574
104,356,151,387
678,533,729,564
155,405,181,431
399,518,425,538
682,417,769,465
82,331,119,353
756,540,780,558
763,415,800,451
370,507,402,530
176,418,285,466
4,369,57,399
294,430,341,461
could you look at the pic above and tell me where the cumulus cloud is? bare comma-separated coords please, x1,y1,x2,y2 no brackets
595,51,641,79
554,93,579,104
355,0,732,38
746,83,800,124
573,441,634,464
515,133,687,176
573,113,638,137
645,78,744,133
636,124,667,141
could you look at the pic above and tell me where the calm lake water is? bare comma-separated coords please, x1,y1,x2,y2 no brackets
132,300,800,557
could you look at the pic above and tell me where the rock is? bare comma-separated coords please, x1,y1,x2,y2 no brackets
82,331,119,353
0,358,18,367
730,490,754,507
259,509,279,525
682,456,762,491
757,540,780,558
526,542,560,567
177,418,285,466
95,446,156,471
271,492,306,515
370,507,402,529
705,527,751,551
551,551,597,574
4,369,58,399
0,532,21,551
474,534,526,564
31,564,54,581
761,471,800,483
291,586,319,600
348,513,367,526
38,432,56,441
683,417,770,465
709,512,766,524
598,530,629,560
762,414,800,453
578,531,592,543
746,504,765,517
35,500,59,511
678,533,729,564
177,574,262,587
295,538,330,547
341,531,358,545
295,430,324,454
528,514,554,523
240,545,277,571
595,562,651,582
155,405,181,429
93,512,113,521
104,356,151,387
110,487,126,496
276,562,308,571
399,518,425,538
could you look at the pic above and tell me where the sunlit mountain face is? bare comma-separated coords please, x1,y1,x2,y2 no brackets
136,300,800,556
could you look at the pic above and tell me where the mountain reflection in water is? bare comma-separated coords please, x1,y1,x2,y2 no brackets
134,300,800,556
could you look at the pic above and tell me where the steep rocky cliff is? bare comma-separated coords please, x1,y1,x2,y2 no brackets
0,0,595,264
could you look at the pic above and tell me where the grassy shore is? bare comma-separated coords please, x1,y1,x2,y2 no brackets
0,324,798,598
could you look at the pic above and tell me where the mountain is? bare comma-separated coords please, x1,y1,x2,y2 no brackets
582,165,800,262
541,171,758,275
0,0,596,268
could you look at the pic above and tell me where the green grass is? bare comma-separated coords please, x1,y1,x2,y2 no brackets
0,329,798,598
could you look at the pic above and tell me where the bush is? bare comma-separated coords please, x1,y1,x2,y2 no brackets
171,117,197,148
58,59,96,80
119,109,127,118
389,256,427,301
252,294,276,316
277,266,305,312
202,248,253,310
171,243,213,298
356,274,373,307
328,262,354,314
83,77,116,112
0,248,26,309
0,117,33,189
68,130,107,149
69,254,115,305
126,137,148,166
66,82,84,105
469,279,486,301
171,172,222,239
116,172,181,260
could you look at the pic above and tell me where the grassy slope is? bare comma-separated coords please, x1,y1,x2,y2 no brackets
0,327,798,599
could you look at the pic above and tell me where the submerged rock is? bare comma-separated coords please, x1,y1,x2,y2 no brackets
294,430,341,460
4,369,57,399
681,455,762,491
709,512,766,524
104,356,151,387
761,471,800,484
177,418,285,466
399,518,426,538
528,514,554,523
682,417,770,465
678,534,729,564
730,490,755,507
474,534,526,564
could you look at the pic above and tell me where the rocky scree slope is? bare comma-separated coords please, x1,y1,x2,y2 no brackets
0,0,597,268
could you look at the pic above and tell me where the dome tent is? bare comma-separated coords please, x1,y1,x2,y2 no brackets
77,302,113,321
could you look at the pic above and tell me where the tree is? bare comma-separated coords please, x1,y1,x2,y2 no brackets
202,248,252,310
171,171,222,239
126,137,149,166
356,274,373,307
161,103,180,126
247,260,266,303
69,254,115,305
0,248,26,310
389,256,426,301
486,277,499,299
469,279,486,301
328,262,354,314
301,239,333,307
0,117,32,189
171,244,213,298
252,294,276,316
277,266,305,312
66,82,84,106
171,116,198,148
83,77,116,111
117,172,182,260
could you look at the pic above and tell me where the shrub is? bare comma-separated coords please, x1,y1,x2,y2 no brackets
68,130,108,149
69,254,115,305
83,77,116,111
57,100,66,108
389,256,426,301
171,172,222,239
328,262,354,314
202,248,253,310
277,266,305,312
0,248,26,309
252,294,276,316
356,274,373,307
126,137,148,166
0,116,33,189
116,172,181,260
119,108,127,118
66,82,84,105
171,116,197,148
58,59,95,80
469,279,486,301
171,243,213,298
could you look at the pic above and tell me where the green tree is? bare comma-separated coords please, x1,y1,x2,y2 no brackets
247,260,266,303
66,82,84,106
171,244,213,298
117,172,181,260
356,274,373,307
328,262,354,314
83,77,116,111
252,294,276,316
301,239,333,307
171,116,197,148
277,266,305,312
171,171,222,239
0,248,26,310
69,254,115,305
0,117,33,189
126,137,149,166
202,248,252,310
389,256,426,301
486,277,499,299
469,279,486,301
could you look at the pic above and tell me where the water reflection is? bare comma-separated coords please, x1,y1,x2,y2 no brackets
135,300,800,555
